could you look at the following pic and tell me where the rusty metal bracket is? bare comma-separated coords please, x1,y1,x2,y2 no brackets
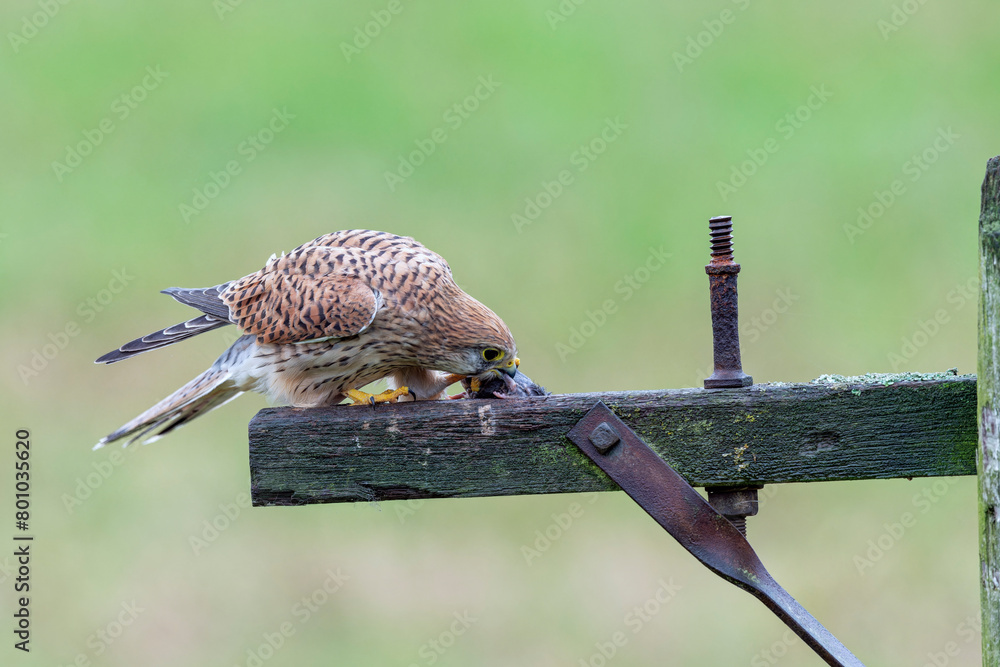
567,402,865,667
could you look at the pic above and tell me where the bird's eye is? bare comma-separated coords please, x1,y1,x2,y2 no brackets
482,348,503,362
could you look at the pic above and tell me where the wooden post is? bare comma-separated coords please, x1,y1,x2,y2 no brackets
980,155,1000,664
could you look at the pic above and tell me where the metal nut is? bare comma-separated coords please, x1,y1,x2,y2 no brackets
589,422,620,454
706,487,760,517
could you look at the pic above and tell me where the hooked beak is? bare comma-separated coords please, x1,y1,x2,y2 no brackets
500,356,520,377
498,357,519,391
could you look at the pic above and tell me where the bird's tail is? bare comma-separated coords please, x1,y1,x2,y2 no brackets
95,315,229,364
95,335,255,449
94,283,233,364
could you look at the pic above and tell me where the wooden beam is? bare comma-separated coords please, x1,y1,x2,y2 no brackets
249,373,976,506
979,155,1000,666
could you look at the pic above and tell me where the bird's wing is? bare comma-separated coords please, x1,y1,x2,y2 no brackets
221,246,380,345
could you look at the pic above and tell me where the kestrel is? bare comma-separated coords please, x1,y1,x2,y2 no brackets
95,230,519,448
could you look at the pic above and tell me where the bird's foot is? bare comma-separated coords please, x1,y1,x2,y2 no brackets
345,386,410,406
435,373,473,398
438,373,467,387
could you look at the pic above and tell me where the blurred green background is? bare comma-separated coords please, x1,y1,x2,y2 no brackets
1,0,995,664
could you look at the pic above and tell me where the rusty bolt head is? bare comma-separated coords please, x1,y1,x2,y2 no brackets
589,422,620,454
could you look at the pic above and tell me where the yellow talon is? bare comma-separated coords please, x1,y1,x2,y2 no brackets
345,386,409,405
469,377,481,393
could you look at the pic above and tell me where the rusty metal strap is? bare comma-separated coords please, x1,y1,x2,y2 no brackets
566,401,864,667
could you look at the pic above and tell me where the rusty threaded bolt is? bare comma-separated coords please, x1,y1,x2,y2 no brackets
704,215,752,389
708,215,735,263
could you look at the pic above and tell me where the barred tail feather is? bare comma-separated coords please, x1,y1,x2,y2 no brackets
95,315,230,364
95,336,254,448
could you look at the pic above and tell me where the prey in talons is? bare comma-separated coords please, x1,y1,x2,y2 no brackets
453,359,549,400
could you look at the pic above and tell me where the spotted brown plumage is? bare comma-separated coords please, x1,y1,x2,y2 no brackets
95,230,518,448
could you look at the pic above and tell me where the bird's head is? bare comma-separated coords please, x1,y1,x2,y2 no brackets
431,295,519,389
470,343,520,390
441,340,518,395
450,332,518,386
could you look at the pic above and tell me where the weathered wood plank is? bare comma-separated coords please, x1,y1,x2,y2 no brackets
978,155,1000,666
249,374,976,506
